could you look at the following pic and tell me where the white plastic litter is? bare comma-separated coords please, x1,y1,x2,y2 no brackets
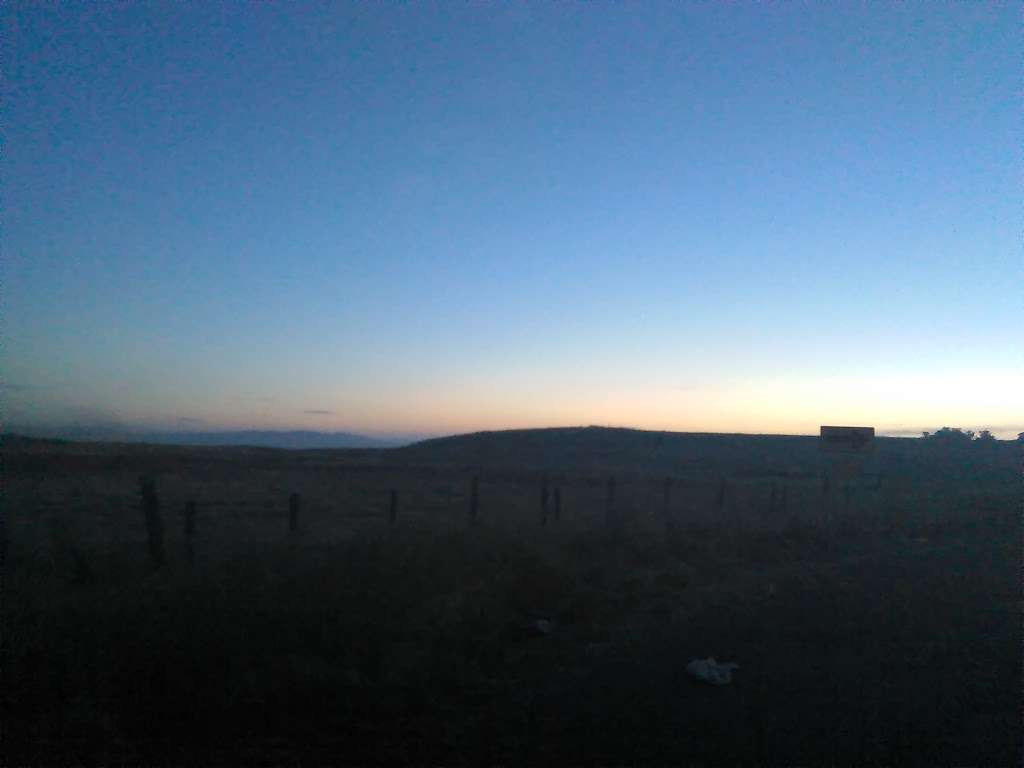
530,619,553,635
686,657,739,686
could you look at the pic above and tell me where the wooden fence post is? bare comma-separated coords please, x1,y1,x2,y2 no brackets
540,474,550,526
139,476,165,568
663,476,675,533
716,476,728,513
769,482,778,515
822,470,832,528
289,493,301,533
605,476,616,528
821,468,834,550
554,487,562,521
184,500,197,565
469,475,480,525
388,489,397,526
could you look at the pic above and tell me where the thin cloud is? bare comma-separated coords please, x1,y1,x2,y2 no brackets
178,417,204,424
0,383,29,392
302,409,333,415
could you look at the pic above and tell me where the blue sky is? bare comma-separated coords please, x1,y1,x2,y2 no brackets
5,2,1020,438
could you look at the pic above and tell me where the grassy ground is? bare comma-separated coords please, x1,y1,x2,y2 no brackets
3,436,1020,766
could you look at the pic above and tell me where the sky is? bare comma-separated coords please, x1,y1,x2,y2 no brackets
4,2,1021,439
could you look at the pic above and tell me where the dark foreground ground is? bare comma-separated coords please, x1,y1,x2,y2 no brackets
4,430,1021,766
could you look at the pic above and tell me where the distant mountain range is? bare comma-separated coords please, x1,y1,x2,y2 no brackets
3,425,412,449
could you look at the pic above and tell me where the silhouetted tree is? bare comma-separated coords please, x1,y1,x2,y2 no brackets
922,427,974,445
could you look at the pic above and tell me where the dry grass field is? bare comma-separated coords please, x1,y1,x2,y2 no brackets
4,428,1020,766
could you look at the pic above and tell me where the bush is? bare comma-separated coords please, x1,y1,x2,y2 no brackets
920,427,998,446
921,427,974,444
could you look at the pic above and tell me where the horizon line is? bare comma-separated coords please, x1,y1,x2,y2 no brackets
6,422,1018,444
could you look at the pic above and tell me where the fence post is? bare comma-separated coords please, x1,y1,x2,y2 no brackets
289,493,301,533
769,482,778,515
663,476,675,533
139,476,165,568
780,483,789,517
554,487,562,521
605,476,616,529
388,489,397,526
822,470,832,528
716,476,728,513
184,500,197,565
821,468,834,550
469,475,479,525
540,474,550,526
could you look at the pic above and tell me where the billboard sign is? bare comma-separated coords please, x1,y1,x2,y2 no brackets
819,426,875,454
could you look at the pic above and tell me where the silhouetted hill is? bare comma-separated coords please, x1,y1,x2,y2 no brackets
3,426,404,449
5,426,1013,484
144,430,401,449
395,426,827,476
396,425,1013,481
